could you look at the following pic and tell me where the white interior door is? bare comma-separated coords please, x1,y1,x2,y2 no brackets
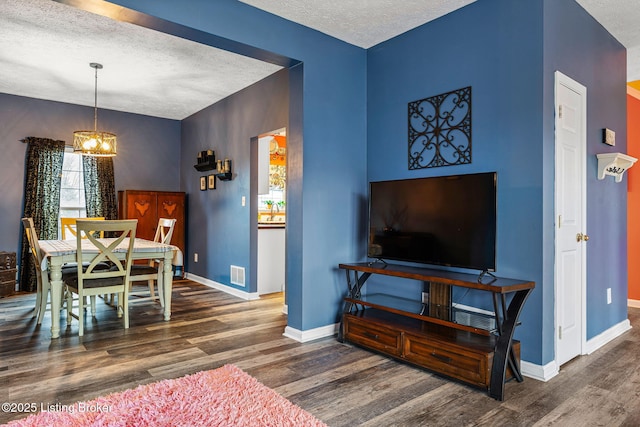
554,71,587,366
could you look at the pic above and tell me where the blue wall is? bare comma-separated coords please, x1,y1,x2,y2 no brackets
366,0,627,365
543,0,628,342
181,69,289,290
109,0,369,330
0,92,180,256
367,0,545,363
367,1,542,362
6,0,626,366
104,0,627,363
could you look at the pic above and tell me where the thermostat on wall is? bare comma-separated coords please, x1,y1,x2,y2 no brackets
603,128,615,146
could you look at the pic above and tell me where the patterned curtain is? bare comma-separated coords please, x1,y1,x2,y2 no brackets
19,137,65,292
82,156,117,220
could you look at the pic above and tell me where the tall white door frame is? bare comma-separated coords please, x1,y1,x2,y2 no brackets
554,70,588,367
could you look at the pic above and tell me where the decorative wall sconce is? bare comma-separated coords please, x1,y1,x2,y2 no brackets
596,152,637,182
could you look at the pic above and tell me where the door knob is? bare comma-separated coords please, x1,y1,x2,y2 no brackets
576,233,590,242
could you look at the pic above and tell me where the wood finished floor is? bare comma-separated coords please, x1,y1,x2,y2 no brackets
1,280,639,426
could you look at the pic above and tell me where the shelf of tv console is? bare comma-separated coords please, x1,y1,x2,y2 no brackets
343,293,499,335
337,262,534,401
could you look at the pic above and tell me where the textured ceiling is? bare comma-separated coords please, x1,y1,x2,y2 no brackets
239,0,476,49
0,0,638,121
576,0,640,82
242,0,640,81
0,0,283,120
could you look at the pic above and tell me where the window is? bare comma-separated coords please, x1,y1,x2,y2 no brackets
258,188,285,211
59,149,86,235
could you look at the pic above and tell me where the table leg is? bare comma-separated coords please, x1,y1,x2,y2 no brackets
162,252,173,321
49,258,64,339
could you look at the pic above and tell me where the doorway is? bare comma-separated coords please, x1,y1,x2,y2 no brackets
257,128,287,296
554,71,588,366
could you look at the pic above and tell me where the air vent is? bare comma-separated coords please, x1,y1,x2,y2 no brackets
453,307,496,332
230,265,245,286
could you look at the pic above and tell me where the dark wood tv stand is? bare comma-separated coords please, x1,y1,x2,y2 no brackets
338,262,534,400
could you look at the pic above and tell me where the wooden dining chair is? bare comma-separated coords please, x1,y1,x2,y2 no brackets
60,217,105,240
63,219,137,337
22,217,52,324
128,218,176,307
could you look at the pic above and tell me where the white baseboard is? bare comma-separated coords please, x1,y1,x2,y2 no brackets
188,269,332,342
585,318,632,354
520,318,631,381
521,360,558,382
628,299,640,308
185,272,260,300
283,323,338,343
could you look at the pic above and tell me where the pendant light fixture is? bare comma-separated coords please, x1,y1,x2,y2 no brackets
73,62,117,156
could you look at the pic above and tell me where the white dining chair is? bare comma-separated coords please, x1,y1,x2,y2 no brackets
22,217,102,324
63,219,137,337
128,218,176,307
22,217,53,324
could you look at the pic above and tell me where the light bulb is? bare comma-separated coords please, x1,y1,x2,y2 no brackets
83,138,98,149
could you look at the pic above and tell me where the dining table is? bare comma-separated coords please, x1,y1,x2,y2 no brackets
39,237,180,339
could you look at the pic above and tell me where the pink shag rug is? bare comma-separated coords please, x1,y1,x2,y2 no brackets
4,364,327,427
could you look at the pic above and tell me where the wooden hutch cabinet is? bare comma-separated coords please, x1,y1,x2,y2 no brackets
118,190,186,259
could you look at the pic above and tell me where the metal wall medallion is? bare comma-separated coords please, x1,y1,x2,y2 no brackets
408,86,472,169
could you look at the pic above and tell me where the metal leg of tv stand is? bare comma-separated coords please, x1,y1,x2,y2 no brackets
338,270,371,342
489,288,532,400
491,293,523,383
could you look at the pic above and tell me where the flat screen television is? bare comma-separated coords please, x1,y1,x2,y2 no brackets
368,172,497,272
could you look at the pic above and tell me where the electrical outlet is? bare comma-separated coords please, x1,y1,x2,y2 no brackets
242,196,246,206
607,288,612,304
194,253,198,263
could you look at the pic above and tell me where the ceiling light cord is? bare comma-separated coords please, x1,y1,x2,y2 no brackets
90,62,103,133
93,64,98,132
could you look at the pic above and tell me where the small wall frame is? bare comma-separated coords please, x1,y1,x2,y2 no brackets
200,176,206,191
208,174,216,190
408,86,472,169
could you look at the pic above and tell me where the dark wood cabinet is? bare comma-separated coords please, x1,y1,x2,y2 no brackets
0,251,16,297
338,262,533,400
118,190,186,259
